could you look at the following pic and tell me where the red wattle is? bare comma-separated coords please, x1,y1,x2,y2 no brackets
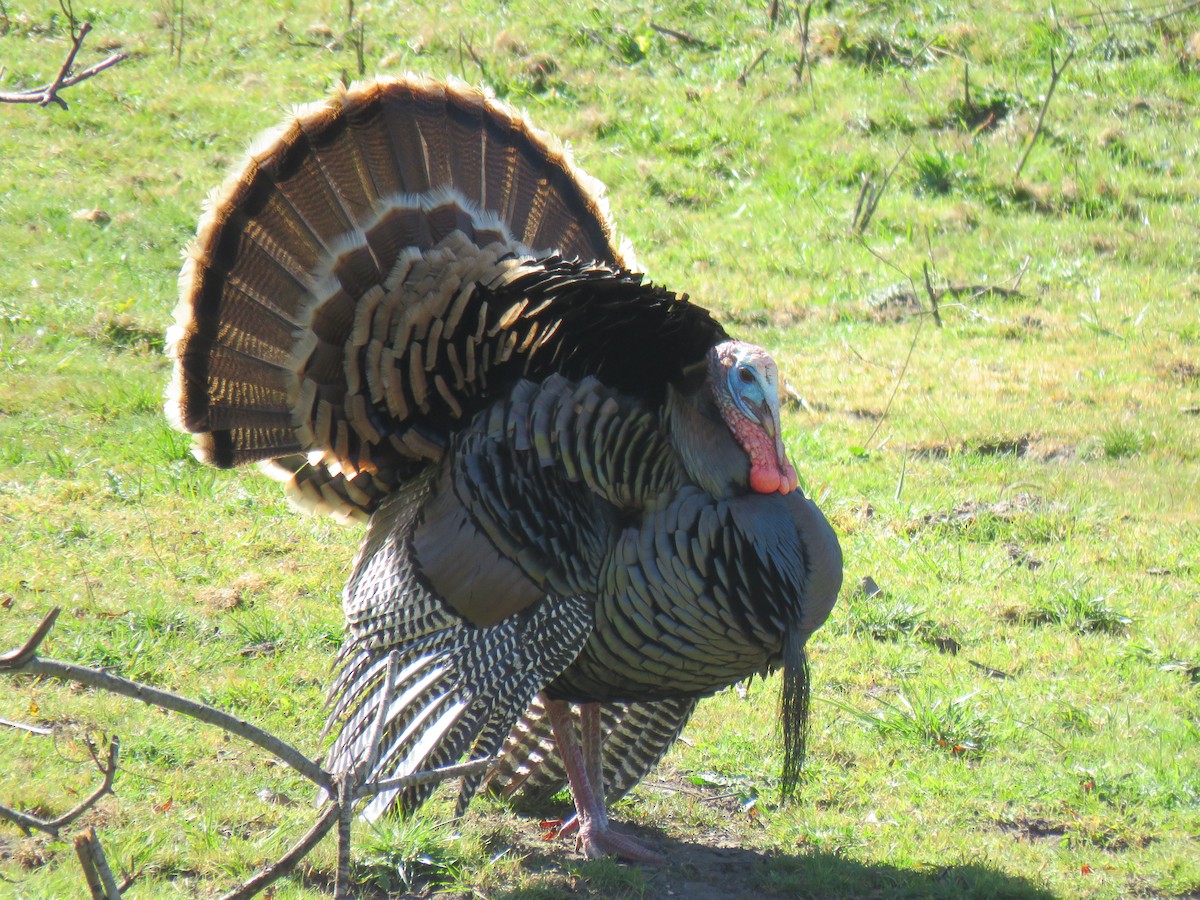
750,466,782,494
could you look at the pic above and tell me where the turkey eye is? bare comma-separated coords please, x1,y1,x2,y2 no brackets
737,367,755,384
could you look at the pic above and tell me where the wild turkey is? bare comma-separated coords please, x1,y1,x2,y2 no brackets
167,75,842,862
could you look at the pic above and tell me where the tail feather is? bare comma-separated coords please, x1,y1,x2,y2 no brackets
486,696,698,807
169,75,630,486
323,475,594,819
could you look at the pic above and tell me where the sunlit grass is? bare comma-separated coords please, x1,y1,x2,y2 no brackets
2,1,1199,898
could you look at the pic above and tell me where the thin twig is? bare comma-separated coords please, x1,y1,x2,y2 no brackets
0,717,52,736
16,654,332,792
1013,45,1076,181
922,262,943,328
220,802,340,900
794,0,815,104
335,776,354,900
736,48,770,86
851,145,910,234
1008,255,1032,292
0,736,120,838
649,22,713,49
0,10,128,110
360,755,498,797
1147,0,1200,22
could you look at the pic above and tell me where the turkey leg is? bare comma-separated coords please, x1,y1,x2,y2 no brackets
544,699,664,863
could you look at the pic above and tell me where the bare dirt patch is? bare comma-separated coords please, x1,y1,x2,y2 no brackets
1167,360,1200,383
997,815,1066,842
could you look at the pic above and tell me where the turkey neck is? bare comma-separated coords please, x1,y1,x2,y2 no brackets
662,381,751,499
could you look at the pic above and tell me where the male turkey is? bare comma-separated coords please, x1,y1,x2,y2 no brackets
167,75,842,862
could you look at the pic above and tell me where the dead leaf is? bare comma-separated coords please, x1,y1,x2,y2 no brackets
255,788,296,807
72,209,111,225
931,635,961,655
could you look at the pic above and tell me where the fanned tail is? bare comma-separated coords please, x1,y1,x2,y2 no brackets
167,75,633,512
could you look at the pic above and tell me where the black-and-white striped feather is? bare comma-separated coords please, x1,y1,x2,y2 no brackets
486,696,698,807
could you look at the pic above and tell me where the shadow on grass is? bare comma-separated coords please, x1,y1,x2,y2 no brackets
489,823,1059,900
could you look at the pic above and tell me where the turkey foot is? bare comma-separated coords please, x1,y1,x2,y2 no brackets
574,818,664,864
545,699,665,864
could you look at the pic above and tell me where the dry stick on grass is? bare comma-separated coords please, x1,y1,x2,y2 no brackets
650,22,714,50
794,0,814,102
851,145,910,234
1,608,497,900
736,48,770,86
0,7,128,109
922,262,943,328
1013,45,1077,182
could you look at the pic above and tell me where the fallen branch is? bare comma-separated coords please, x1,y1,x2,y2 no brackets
0,7,128,110
0,717,52,736
650,22,713,50
736,48,770,86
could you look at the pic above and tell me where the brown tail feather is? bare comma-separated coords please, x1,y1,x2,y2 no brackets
169,75,632,488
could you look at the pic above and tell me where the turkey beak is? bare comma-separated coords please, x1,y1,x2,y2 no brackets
751,398,798,496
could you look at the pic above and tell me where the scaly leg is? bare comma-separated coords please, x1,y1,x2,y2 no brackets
544,699,663,863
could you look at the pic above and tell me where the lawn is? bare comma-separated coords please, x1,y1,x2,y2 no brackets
1,1,1198,897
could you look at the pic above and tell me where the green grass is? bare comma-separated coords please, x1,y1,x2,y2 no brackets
2,1,1200,897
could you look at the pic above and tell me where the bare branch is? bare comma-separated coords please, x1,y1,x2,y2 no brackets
2,611,499,897
650,22,714,49
736,48,770,86
922,262,943,328
218,757,491,899
336,777,354,899
1013,46,1077,181
0,606,60,667
75,827,122,899
0,802,41,836
219,803,341,900
0,16,128,110
48,736,121,833
0,735,119,839
360,756,498,798
10,650,333,793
